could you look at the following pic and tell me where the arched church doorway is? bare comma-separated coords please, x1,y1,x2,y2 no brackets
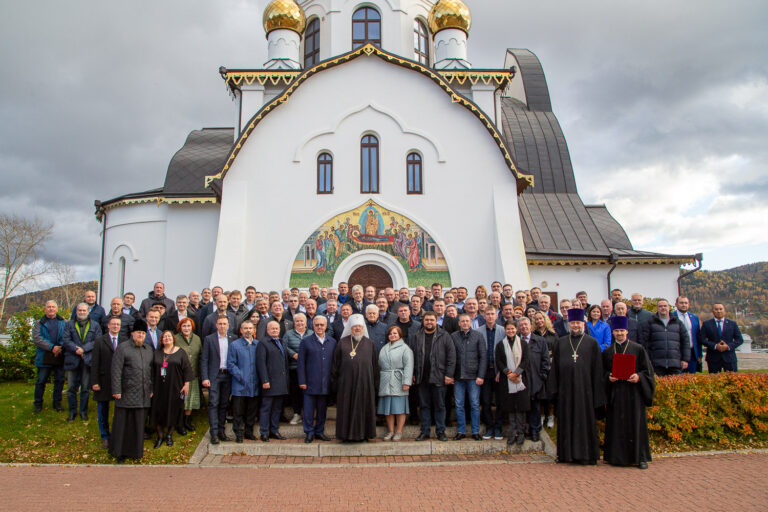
348,264,393,291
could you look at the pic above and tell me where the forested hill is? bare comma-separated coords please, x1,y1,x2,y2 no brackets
682,262,768,317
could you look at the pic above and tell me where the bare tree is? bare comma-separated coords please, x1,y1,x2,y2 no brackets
50,262,78,310
0,215,54,330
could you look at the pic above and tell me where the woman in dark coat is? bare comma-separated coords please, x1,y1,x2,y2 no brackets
495,320,531,446
149,330,194,448
110,319,153,463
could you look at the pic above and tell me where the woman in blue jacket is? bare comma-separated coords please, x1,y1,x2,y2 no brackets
586,305,611,352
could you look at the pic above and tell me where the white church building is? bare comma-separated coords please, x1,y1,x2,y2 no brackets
95,0,695,305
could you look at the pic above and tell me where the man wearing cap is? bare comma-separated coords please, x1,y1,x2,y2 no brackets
109,318,153,463
603,316,654,469
332,314,379,442
546,308,605,465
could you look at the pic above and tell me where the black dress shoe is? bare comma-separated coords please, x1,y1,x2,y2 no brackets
472,433,483,441
415,433,429,441
516,433,525,445
453,433,466,441
244,432,257,441
305,434,314,444
80,412,88,421
209,435,220,445
175,425,187,436
218,432,232,442
532,431,540,442
166,434,174,447
67,413,76,422
184,418,196,432
639,461,648,470
33,404,42,414
269,432,286,440
53,403,63,412
260,434,269,442
154,436,164,449
437,432,448,442
235,436,243,444
316,434,331,442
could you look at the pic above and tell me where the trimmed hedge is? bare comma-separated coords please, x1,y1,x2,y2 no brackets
648,372,768,448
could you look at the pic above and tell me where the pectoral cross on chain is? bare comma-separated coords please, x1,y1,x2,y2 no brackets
572,353,579,362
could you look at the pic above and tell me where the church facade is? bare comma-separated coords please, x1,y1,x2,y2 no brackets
95,0,695,304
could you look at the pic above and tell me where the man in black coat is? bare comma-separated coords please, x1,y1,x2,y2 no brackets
203,295,236,339
138,281,176,318
101,297,135,339
450,314,487,441
329,302,352,342
256,321,290,442
516,317,550,442
639,299,690,376
201,315,236,444
91,316,126,448
348,285,372,315
408,312,455,441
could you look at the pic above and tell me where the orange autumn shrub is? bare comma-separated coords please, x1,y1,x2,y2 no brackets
647,373,768,446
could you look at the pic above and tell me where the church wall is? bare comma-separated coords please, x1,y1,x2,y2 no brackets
99,202,220,308
211,55,529,291
527,263,681,305
100,203,169,308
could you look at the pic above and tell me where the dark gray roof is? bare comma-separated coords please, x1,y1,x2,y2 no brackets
585,205,633,250
501,50,681,260
163,128,233,195
506,49,553,112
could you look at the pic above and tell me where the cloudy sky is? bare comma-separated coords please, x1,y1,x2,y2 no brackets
1,0,766,285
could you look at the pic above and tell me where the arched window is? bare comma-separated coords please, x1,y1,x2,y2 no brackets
352,7,381,49
118,256,126,296
407,152,423,194
317,152,333,194
304,18,320,68
413,19,429,65
361,135,379,193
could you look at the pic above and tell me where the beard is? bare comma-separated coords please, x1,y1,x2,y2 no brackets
570,329,584,337
352,334,363,343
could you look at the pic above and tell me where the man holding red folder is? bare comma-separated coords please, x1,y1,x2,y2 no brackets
603,316,655,469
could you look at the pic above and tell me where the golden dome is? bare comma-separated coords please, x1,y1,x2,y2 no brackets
263,0,306,35
428,0,472,35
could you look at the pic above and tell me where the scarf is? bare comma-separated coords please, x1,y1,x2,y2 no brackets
502,335,526,394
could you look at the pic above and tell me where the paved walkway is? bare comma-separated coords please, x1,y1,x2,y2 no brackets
1,452,766,511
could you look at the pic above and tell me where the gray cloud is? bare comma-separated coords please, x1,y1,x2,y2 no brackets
1,0,767,280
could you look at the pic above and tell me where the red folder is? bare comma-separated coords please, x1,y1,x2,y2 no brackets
612,353,636,380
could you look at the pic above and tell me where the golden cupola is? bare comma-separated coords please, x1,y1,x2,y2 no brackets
263,0,307,35
428,0,472,36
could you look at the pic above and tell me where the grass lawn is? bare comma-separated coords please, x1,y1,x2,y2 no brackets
0,381,206,464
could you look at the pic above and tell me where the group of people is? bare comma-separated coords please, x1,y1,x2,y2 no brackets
31,280,743,467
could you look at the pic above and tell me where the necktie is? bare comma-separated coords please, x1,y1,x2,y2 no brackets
717,320,723,337
112,337,117,350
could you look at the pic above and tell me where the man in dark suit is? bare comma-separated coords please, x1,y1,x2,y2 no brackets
375,297,397,326
675,296,703,373
297,316,337,443
475,308,506,439
256,321,290,442
122,292,141,321
330,302,352,342
701,303,743,373
101,297,134,339
90,316,126,448
202,294,236,339
348,285,371,315
202,315,236,444
517,317,550,442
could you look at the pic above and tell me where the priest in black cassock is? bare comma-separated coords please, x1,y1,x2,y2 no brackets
603,316,654,469
332,314,379,442
546,308,605,465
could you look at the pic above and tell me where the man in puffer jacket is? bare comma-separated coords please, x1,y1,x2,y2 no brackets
639,299,690,376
